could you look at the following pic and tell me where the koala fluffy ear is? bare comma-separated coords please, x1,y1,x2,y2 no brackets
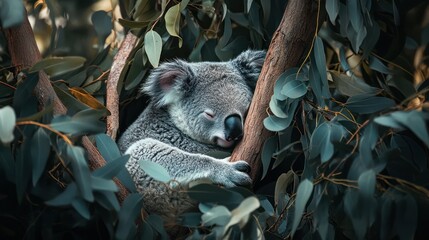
142,60,194,107
232,50,266,90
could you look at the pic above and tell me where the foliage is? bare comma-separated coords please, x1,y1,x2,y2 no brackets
1,0,429,239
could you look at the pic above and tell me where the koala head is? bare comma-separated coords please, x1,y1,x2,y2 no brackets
142,50,265,148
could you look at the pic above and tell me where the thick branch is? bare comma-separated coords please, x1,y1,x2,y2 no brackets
4,13,129,202
230,0,322,181
106,32,138,140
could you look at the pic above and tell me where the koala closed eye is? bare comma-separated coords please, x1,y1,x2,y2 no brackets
203,109,215,120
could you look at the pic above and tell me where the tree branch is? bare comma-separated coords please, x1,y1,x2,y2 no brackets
230,0,323,182
106,32,138,140
4,12,129,202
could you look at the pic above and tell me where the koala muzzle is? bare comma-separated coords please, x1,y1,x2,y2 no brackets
224,115,243,141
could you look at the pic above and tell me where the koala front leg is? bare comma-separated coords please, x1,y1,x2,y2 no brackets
125,138,252,187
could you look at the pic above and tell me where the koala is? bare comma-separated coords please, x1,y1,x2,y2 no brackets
117,50,265,223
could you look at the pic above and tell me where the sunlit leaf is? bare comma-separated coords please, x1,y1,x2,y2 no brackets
164,3,183,47
144,30,163,68
69,87,106,110
202,205,231,226
0,106,16,144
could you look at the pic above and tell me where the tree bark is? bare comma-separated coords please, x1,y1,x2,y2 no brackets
4,12,129,202
106,32,138,140
230,0,323,182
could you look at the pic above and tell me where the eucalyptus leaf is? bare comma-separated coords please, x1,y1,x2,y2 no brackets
0,105,16,144
261,136,277,179
281,80,307,99
144,30,163,68
139,159,172,183
31,128,51,186
66,145,94,202
164,3,183,47
0,0,25,28
325,0,339,24
95,133,122,162
30,57,86,78
115,193,144,240
291,179,314,236
202,205,231,226
346,94,395,114
332,72,378,97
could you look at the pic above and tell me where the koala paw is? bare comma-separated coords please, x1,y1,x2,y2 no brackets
211,161,252,188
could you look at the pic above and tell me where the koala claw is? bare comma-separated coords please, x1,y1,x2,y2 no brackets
232,160,251,173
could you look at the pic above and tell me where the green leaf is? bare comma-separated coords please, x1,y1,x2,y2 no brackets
95,191,120,212
263,115,291,132
46,183,78,206
374,115,404,129
314,36,328,86
50,109,106,135
95,133,121,162
309,122,348,162
90,176,118,192
202,206,231,226
139,159,172,183
368,56,391,74
93,155,129,179
0,106,16,144
281,80,307,99
31,128,51,186
348,0,363,32
346,94,395,114
118,18,150,29
144,30,163,68
91,10,113,49
291,179,314,236
332,72,379,97
325,0,339,24
390,111,429,146
30,57,86,78
115,193,143,240
225,197,260,229
66,145,94,202
0,0,25,28
261,136,277,180
274,171,295,212
188,183,243,206
164,3,183,47
358,169,375,198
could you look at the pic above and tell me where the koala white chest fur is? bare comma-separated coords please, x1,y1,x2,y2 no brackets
117,50,265,221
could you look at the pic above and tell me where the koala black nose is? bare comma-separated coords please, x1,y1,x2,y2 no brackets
224,115,243,141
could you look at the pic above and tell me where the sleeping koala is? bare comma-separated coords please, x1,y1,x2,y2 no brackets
118,50,265,221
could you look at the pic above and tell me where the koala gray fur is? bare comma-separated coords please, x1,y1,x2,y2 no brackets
118,50,265,221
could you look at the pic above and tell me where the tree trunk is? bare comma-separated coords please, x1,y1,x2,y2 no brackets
230,0,323,182
4,12,129,203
